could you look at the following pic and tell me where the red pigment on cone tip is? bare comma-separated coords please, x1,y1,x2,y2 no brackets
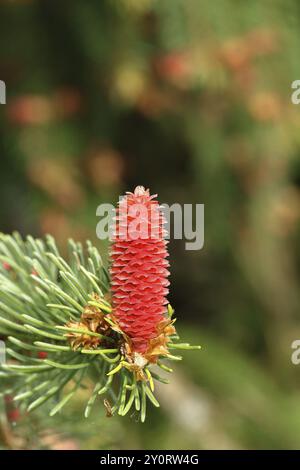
110,186,170,353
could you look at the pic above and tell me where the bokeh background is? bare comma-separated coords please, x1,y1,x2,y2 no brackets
1,0,300,450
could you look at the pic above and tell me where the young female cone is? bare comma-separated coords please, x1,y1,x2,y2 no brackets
110,186,170,353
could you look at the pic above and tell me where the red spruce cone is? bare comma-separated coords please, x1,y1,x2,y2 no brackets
110,186,170,353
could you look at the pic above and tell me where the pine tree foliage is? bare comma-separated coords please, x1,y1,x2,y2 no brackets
0,232,200,422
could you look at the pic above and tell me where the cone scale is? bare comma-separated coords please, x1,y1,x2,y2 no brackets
110,186,170,353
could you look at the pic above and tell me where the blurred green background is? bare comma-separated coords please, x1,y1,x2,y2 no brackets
1,0,300,450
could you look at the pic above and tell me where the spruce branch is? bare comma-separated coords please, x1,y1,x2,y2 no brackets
0,229,200,422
